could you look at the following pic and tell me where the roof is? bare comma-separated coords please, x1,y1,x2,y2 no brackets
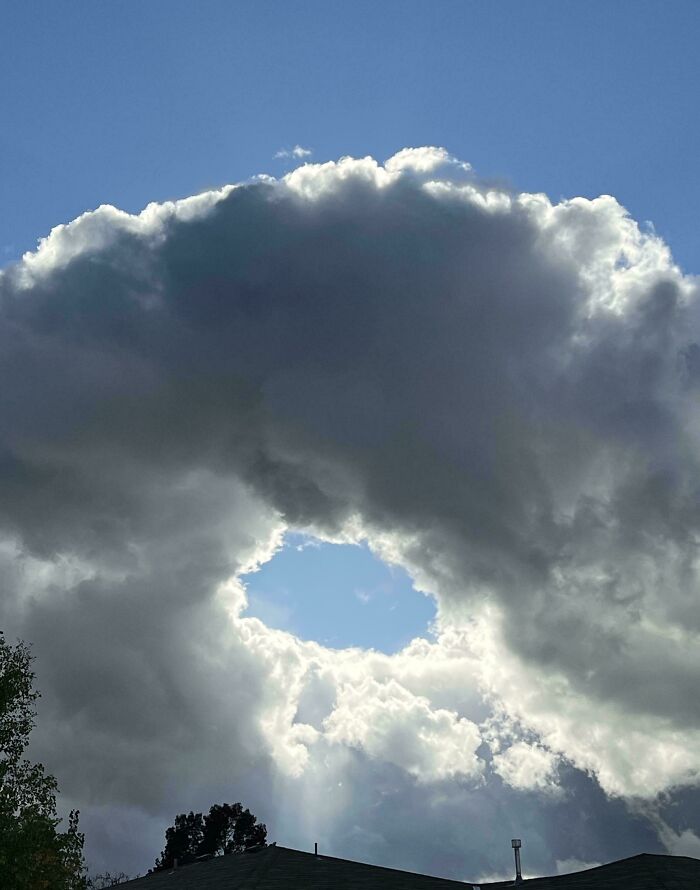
120,845,470,889
119,845,700,889
485,852,700,889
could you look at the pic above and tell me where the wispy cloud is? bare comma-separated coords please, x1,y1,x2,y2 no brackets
274,144,312,160
293,535,322,552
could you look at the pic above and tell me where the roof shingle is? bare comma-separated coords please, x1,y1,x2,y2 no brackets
119,845,700,889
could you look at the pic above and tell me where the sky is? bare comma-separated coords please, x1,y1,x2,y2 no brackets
2,0,700,882
243,534,436,652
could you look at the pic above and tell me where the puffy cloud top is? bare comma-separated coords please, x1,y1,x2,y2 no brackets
1,148,699,875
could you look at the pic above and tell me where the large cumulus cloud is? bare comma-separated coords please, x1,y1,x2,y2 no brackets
1,146,699,876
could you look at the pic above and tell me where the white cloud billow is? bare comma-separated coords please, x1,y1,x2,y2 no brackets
323,678,482,782
491,741,558,793
1,147,699,874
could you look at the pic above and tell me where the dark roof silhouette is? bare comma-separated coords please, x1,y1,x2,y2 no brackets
121,845,469,889
119,845,700,889
485,852,700,889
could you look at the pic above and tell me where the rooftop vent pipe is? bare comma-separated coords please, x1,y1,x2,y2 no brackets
511,839,522,884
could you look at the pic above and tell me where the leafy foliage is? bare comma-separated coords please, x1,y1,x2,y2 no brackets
153,802,267,870
153,811,204,870
0,633,86,888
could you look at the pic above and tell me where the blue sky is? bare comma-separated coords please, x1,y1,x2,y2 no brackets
3,1,699,273
5,2,700,879
243,535,435,652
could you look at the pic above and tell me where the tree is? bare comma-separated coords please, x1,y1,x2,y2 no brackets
153,802,267,870
86,871,132,887
153,811,204,870
0,632,86,889
199,803,267,857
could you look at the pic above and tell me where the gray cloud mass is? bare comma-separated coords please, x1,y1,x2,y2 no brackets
1,147,699,876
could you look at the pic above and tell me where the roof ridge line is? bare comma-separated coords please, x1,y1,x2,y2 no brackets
274,845,471,886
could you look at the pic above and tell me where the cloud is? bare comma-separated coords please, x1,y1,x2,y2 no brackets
323,677,482,782
491,741,559,793
660,828,700,858
555,858,602,875
0,148,698,875
384,145,472,176
274,144,313,159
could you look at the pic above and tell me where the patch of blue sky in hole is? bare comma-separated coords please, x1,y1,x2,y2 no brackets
241,533,436,653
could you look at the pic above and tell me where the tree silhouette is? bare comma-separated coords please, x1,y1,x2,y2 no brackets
0,633,86,888
153,811,204,870
86,872,132,887
199,803,267,856
153,802,267,871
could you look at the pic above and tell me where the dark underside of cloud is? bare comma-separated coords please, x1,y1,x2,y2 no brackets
1,148,699,875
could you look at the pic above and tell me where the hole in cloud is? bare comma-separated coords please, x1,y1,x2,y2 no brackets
241,533,436,653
